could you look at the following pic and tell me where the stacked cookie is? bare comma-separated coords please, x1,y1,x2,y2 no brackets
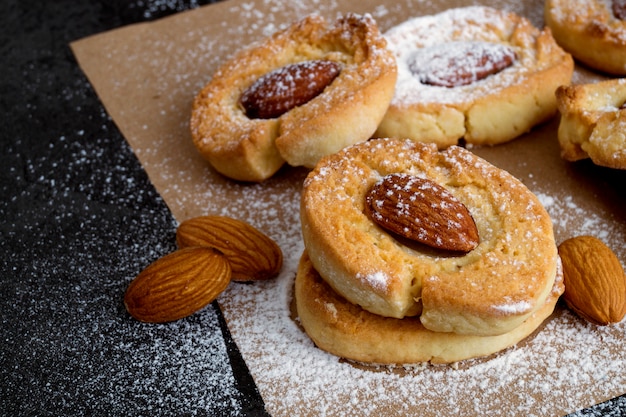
298,138,564,364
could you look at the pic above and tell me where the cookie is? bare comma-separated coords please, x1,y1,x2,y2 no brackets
556,78,626,169
545,0,626,75
190,13,397,182
375,6,573,148
300,138,560,337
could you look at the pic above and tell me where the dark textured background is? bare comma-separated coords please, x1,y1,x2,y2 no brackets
0,0,624,415
1,1,267,415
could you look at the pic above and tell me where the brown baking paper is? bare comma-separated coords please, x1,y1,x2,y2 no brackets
71,0,626,415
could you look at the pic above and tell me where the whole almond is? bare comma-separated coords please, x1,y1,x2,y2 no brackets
124,247,231,323
409,41,516,87
239,60,341,119
176,215,283,281
364,173,479,252
558,235,626,325
613,0,626,20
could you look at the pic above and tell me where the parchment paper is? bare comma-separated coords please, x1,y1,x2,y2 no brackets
71,0,626,415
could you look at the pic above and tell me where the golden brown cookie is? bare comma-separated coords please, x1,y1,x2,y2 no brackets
545,0,626,75
300,138,560,337
295,251,563,365
190,13,397,182
375,6,573,148
555,79,626,169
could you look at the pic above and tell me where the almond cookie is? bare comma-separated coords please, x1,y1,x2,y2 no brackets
545,0,626,75
375,6,573,148
295,251,564,364
555,79,626,169
300,138,560,337
190,13,397,182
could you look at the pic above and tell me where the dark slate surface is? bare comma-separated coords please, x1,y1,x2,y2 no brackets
1,1,267,415
0,0,623,416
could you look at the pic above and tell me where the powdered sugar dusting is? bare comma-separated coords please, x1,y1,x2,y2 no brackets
358,271,389,291
218,141,626,416
536,192,626,248
384,6,557,107
493,299,533,314
409,41,517,87
221,211,626,417
71,0,626,415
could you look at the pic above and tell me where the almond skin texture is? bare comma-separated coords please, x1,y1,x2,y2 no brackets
614,0,626,20
176,216,283,281
364,173,479,252
239,60,341,119
124,247,231,323
558,235,626,325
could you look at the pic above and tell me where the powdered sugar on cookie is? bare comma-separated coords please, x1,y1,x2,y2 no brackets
385,6,527,105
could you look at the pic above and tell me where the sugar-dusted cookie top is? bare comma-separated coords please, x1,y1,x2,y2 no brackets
376,6,573,148
301,138,559,337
